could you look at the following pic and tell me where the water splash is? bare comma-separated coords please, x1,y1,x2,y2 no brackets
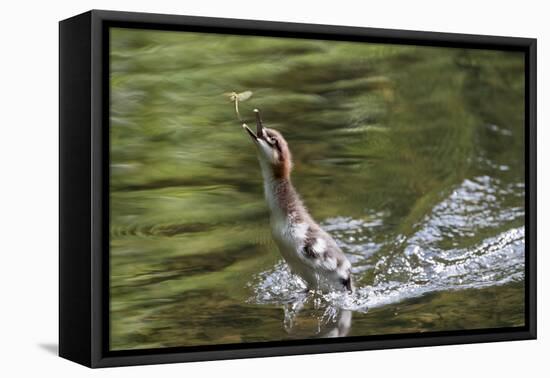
248,175,524,316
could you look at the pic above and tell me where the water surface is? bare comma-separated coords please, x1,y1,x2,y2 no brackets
109,28,525,350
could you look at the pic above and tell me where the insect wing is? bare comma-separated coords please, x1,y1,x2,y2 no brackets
237,91,253,102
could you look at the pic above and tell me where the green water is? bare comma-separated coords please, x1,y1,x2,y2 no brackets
109,28,525,350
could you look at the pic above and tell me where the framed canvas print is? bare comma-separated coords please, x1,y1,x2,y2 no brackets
59,10,537,368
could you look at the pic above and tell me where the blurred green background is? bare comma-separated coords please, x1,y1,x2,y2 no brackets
109,28,525,350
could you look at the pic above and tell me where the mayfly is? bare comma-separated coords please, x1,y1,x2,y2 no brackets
224,90,253,121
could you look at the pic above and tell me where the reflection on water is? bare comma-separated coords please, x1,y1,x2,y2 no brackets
282,292,352,338
109,28,525,350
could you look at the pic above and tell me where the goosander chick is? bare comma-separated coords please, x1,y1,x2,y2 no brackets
243,109,353,292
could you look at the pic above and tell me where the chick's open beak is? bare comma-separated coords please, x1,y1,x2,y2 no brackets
242,123,258,142
242,108,265,143
254,108,264,138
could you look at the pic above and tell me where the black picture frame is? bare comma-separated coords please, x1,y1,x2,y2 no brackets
59,9,537,368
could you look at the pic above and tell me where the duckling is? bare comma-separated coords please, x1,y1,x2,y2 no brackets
243,109,353,292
